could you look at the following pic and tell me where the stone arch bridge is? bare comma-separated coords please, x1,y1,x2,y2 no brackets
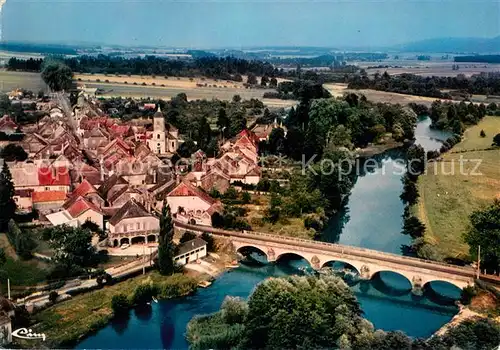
174,221,477,292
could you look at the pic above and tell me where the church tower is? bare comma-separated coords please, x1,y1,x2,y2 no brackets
148,106,166,154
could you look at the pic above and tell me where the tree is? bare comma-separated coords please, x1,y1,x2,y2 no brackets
246,74,257,85
327,124,352,149
41,59,73,91
0,248,5,267
158,204,175,275
228,108,247,137
406,144,426,175
402,216,426,239
400,174,419,205
493,133,500,147
211,212,224,228
269,77,278,87
216,108,229,135
42,225,97,273
480,129,486,138
0,162,16,230
201,232,216,252
187,275,372,349
177,138,197,158
232,95,241,103
111,294,130,315
48,291,59,304
179,231,197,244
0,94,11,115
464,199,500,272
267,127,285,154
260,76,269,87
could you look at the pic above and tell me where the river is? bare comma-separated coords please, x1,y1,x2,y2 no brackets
77,117,457,349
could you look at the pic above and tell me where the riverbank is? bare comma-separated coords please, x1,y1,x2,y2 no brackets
17,272,198,348
416,116,500,260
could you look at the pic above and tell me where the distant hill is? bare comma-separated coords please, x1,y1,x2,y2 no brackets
393,36,500,54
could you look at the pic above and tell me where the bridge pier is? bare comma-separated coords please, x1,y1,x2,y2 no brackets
411,276,424,296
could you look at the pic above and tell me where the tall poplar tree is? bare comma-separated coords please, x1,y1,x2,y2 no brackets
0,162,16,230
157,203,175,275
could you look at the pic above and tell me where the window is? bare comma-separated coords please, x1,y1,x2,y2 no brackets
123,225,127,232
157,134,160,139
137,222,140,230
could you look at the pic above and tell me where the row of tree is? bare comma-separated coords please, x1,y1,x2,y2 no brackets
8,55,282,82
430,100,486,133
348,71,500,98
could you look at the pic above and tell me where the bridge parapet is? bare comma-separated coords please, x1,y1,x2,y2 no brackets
174,220,475,290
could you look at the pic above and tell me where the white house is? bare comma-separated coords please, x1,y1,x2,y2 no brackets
166,181,221,226
174,238,207,265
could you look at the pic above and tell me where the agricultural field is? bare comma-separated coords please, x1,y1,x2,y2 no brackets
324,83,439,106
0,70,47,93
358,60,500,78
416,116,500,260
75,73,297,107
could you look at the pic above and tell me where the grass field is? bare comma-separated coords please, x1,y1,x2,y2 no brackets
416,116,500,260
0,70,46,93
0,233,49,292
25,272,197,348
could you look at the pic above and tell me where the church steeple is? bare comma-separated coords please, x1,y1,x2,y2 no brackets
154,105,163,119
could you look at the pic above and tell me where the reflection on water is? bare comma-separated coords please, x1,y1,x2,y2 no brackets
77,261,458,350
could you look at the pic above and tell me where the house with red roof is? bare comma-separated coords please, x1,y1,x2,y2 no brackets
37,166,71,192
0,116,18,135
108,199,159,247
47,195,104,230
32,191,67,211
166,181,221,226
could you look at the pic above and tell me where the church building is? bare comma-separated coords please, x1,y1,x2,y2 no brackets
147,106,179,155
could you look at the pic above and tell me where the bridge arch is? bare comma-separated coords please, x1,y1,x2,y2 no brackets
371,271,412,296
423,280,463,303
275,252,312,268
321,260,360,275
236,245,269,263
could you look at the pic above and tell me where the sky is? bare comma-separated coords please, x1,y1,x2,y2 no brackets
2,0,500,48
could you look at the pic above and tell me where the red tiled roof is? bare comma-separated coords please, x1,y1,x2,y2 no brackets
109,124,130,135
66,196,103,218
71,179,98,198
38,167,71,186
32,191,67,203
167,181,216,205
0,116,18,130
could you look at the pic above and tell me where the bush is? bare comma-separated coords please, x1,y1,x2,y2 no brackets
493,133,500,146
111,294,130,315
241,191,251,204
132,283,158,305
460,286,477,305
480,129,486,138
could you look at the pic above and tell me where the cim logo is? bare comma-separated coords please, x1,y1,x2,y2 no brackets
12,328,46,342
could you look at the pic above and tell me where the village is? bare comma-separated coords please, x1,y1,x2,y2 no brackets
0,85,274,328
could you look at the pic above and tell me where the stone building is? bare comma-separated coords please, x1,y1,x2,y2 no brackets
147,106,179,155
